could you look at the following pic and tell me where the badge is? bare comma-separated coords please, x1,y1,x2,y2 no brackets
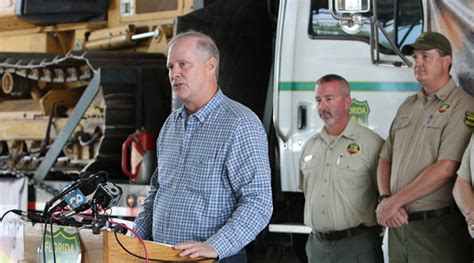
350,99,371,126
464,111,474,129
304,155,313,162
347,143,361,156
438,103,450,113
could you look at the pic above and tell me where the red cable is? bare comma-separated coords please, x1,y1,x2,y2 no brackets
109,219,149,263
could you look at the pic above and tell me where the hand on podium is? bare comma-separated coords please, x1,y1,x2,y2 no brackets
173,241,218,259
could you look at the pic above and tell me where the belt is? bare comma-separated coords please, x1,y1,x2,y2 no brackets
408,206,458,221
313,224,377,241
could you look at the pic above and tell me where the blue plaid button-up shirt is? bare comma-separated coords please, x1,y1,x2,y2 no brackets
134,89,273,258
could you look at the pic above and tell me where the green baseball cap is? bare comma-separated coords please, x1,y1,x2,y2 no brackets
402,32,452,56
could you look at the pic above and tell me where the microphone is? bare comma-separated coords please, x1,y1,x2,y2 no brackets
92,182,123,210
12,210,46,223
61,182,122,218
42,171,108,217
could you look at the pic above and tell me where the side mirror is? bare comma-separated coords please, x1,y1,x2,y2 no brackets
329,0,371,34
335,0,370,14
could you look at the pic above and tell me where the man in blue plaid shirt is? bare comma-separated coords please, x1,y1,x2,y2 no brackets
133,31,273,262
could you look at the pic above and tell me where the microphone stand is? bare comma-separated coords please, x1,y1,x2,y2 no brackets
91,199,107,234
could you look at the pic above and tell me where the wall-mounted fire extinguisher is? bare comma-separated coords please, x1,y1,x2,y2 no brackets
121,130,156,184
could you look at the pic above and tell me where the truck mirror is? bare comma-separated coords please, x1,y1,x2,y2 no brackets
335,0,370,14
339,14,363,34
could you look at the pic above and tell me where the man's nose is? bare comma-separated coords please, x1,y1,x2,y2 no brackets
170,66,181,78
318,100,328,110
413,57,423,67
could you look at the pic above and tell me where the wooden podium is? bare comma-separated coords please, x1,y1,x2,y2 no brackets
23,222,214,262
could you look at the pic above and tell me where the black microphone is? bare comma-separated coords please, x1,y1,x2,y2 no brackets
42,171,108,217
12,210,46,223
61,182,122,218
61,202,92,218
92,182,123,210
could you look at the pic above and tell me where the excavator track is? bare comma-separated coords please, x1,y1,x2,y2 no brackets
0,51,169,178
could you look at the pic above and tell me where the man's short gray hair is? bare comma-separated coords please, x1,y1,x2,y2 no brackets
316,74,350,97
168,30,220,80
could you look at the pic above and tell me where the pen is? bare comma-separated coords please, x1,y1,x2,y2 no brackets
427,114,433,124
336,153,343,165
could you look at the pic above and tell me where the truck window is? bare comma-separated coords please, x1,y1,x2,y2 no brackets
309,0,423,54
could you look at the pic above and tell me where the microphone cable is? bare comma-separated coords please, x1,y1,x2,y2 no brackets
42,217,57,263
109,218,214,262
0,209,17,222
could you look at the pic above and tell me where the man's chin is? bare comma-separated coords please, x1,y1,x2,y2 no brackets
322,119,335,126
173,90,190,100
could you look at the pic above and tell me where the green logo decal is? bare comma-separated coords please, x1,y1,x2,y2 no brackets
350,99,370,126
347,142,361,156
438,103,450,113
38,227,82,263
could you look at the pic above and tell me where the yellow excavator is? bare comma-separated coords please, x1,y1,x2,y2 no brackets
0,0,196,179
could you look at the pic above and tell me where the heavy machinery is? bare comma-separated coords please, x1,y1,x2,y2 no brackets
0,0,200,178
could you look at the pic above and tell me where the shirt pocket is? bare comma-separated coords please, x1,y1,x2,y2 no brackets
424,113,448,130
301,158,322,181
423,113,449,153
185,156,229,217
300,157,322,193
392,115,411,149
393,115,411,130
336,156,370,189
187,157,223,193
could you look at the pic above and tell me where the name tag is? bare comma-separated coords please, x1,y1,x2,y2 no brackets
304,155,313,162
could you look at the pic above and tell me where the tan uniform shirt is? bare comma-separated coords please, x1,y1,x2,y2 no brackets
299,120,384,232
380,79,474,212
457,134,474,187
457,134,474,238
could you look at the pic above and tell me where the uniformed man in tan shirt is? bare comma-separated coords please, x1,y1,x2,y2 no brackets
376,32,474,262
300,74,384,263
453,112,474,238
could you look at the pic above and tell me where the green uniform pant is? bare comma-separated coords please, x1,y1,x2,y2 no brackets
388,213,471,263
306,227,383,263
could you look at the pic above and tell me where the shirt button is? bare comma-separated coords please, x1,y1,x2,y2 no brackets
326,163,330,166
322,211,325,214
321,194,325,197
324,179,327,182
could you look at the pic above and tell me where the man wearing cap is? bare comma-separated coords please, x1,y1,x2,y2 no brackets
453,112,474,240
300,74,384,262
376,31,474,262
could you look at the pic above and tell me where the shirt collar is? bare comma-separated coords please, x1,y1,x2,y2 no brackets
416,78,455,102
317,119,357,144
177,88,224,122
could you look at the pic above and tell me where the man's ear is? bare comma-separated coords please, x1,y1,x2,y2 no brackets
344,96,352,110
207,57,217,76
443,55,452,69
